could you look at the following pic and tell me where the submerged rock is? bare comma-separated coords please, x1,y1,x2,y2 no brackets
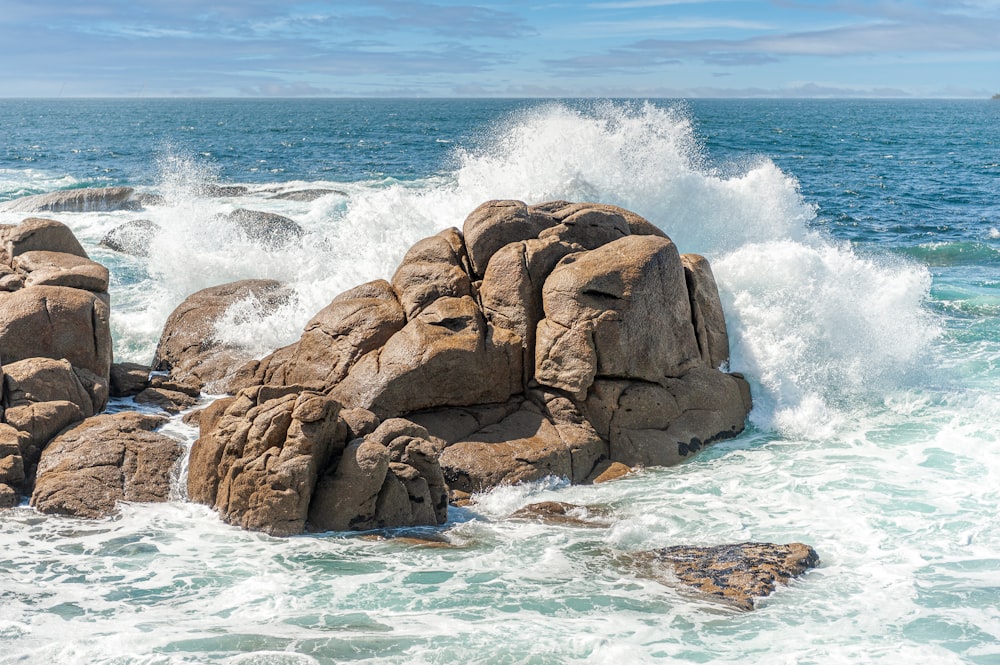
269,188,344,202
634,542,820,611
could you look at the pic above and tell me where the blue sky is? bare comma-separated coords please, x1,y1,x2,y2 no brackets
2,0,999,97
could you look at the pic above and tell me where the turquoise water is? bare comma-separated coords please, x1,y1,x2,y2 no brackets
1,99,998,664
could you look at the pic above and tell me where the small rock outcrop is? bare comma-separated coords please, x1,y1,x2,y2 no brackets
30,412,183,518
632,542,820,610
225,209,304,249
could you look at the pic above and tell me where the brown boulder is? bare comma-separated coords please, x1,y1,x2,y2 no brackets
462,200,559,278
0,285,113,379
330,295,522,419
682,253,730,369
0,424,28,506
29,412,181,518
110,362,150,397
237,280,406,392
188,388,347,536
0,217,89,258
14,250,109,292
535,235,701,398
309,418,448,532
391,228,472,319
152,279,292,392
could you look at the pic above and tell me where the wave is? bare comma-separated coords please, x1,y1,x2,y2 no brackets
6,101,939,440
897,241,1000,267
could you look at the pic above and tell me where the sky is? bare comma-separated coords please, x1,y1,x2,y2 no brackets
2,0,999,98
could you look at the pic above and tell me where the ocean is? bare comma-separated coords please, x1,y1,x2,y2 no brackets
0,98,998,664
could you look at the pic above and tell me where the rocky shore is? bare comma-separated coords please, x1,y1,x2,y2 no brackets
0,191,817,609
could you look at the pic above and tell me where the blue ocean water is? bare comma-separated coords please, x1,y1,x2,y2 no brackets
0,98,998,664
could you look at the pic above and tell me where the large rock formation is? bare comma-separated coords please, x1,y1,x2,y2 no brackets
186,200,750,535
0,218,114,505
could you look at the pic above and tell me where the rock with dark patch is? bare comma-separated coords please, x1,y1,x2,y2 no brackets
152,279,292,393
225,209,305,249
636,542,820,611
99,220,163,257
0,187,141,214
29,411,181,518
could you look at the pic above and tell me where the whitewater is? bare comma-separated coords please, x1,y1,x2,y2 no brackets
1,99,998,664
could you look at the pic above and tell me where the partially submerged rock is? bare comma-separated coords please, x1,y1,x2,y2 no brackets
633,542,820,611
225,209,304,249
0,187,143,213
100,219,162,256
30,412,182,518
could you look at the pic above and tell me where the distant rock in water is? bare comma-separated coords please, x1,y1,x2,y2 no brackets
269,188,345,202
224,209,305,249
197,184,249,198
100,219,163,256
0,186,143,213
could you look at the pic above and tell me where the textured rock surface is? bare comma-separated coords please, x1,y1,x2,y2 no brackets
30,412,182,518
225,209,304,249
0,218,115,507
190,200,751,534
638,542,820,610
152,279,292,392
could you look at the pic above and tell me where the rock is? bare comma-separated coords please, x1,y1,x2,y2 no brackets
0,285,113,379
637,542,820,611
187,389,347,536
14,250,110,292
2,357,98,417
134,386,198,414
329,295,522,419
99,220,162,257
225,209,304,249
508,501,611,528
152,279,292,392
269,189,344,202
0,187,140,213
235,280,406,393
462,200,558,278
308,418,447,532
197,184,249,197
587,460,633,484
1,217,89,258
184,200,752,534
534,234,701,397
110,362,150,397
0,424,28,506
29,411,181,518
681,254,730,369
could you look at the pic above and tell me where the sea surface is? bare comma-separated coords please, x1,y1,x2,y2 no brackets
1,98,998,664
